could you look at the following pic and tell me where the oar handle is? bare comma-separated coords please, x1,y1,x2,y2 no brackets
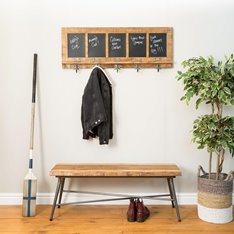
32,54,37,103
30,54,37,150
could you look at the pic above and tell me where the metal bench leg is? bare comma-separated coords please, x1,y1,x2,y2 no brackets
57,177,65,208
168,177,181,222
50,177,62,221
167,178,175,208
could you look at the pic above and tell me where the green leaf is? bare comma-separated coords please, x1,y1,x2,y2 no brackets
218,90,225,99
208,122,216,130
198,145,204,149
224,87,231,95
180,96,186,101
196,98,202,109
221,65,225,75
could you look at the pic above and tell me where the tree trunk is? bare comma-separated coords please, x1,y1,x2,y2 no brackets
214,100,223,180
219,148,225,174
209,152,212,179
216,153,220,180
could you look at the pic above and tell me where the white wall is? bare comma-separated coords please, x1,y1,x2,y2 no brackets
1,0,234,203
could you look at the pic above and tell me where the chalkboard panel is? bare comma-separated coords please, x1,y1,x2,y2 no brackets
88,33,106,57
129,33,146,57
149,33,167,57
108,34,126,57
67,33,85,58
62,27,173,68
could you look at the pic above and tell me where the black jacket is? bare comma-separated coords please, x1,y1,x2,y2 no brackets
81,67,113,145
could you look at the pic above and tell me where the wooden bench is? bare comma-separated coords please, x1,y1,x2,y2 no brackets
49,163,182,221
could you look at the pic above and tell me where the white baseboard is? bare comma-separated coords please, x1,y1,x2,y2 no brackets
0,192,200,205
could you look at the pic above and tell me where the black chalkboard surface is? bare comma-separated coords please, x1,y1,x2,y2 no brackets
88,33,106,57
129,33,146,57
67,33,85,58
149,33,167,57
108,33,126,57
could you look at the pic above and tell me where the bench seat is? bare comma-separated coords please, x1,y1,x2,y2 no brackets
50,163,182,177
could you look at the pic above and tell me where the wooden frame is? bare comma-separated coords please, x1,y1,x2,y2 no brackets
62,27,173,69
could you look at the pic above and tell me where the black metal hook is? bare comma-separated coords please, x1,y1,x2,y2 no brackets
114,64,121,73
157,64,160,72
135,64,141,72
75,64,80,73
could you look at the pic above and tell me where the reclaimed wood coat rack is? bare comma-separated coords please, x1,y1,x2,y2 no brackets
62,27,173,71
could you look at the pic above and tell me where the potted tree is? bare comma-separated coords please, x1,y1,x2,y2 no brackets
176,55,234,223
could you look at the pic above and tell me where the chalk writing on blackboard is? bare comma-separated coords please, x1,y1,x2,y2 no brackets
67,33,85,57
129,33,146,57
108,34,126,57
89,35,100,47
88,34,106,57
149,33,167,57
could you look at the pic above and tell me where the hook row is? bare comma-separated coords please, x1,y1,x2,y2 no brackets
74,64,161,73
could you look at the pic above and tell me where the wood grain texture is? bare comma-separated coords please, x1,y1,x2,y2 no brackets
0,205,233,233
49,164,181,177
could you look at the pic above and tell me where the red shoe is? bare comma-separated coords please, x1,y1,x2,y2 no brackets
127,198,137,222
136,198,150,222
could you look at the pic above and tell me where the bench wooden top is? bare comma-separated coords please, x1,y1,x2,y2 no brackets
50,164,181,177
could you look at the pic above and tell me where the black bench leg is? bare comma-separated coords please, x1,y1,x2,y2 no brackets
167,178,175,208
57,177,65,208
50,177,62,221
168,177,181,222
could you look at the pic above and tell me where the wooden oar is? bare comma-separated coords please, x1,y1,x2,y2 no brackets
22,54,38,217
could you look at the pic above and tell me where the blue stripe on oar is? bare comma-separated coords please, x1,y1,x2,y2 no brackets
29,159,33,169
23,197,36,200
27,180,32,216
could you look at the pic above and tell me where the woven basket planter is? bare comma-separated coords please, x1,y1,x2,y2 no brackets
197,166,234,224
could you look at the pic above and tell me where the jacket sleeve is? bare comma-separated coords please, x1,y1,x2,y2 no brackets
81,70,107,139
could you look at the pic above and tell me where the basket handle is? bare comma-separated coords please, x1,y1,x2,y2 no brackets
225,171,234,181
198,165,206,177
